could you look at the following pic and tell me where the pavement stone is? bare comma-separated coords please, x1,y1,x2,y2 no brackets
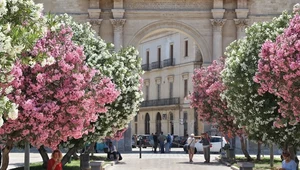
7,148,232,170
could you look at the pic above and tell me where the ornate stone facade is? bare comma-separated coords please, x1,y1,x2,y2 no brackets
35,0,299,151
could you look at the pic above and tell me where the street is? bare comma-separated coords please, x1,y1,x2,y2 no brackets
7,148,232,170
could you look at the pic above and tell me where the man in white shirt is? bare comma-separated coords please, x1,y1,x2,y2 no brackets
187,133,196,163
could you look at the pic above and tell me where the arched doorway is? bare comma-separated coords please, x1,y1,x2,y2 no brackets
156,112,162,134
145,113,150,134
169,112,174,135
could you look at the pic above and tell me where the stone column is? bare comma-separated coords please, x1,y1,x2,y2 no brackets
110,19,126,51
87,8,102,35
87,19,102,35
234,19,248,39
210,19,226,61
235,0,249,39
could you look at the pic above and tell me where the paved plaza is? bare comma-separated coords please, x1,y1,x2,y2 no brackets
7,148,231,170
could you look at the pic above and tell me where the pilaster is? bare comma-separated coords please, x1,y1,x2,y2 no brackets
87,19,102,34
112,0,125,19
87,1,102,35
210,19,226,60
89,0,100,8
88,8,101,19
110,19,126,51
234,19,249,39
210,19,226,32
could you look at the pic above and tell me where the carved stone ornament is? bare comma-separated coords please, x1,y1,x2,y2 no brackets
234,19,249,30
167,75,174,82
110,19,126,32
87,19,103,26
155,77,162,84
210,19,226,32
182,72,189,80
144,79,150,86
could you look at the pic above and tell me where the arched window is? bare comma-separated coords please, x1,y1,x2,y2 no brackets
156,112,162,133
145,113,150,134
184,112,188,136
169,112,174,135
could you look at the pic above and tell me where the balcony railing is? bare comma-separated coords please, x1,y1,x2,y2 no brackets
151,61,162,69
142,64,151,71
163,58,175,67
140,97,180,107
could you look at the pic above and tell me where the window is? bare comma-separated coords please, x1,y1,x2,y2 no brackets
156,112,162,134
170,44,174,65
169,82,173,98
135,123,137,135
146,86,149,101
158,47,161,68
170,112,174,135
134,114,138,122
184,40,188,57
145,113,150,134
146,51,150,70
184,79,188,97
183,112,188,136
157,84,161,99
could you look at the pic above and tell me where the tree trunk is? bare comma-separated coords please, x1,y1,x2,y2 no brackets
256,142,261,161
61,145,79,166
240,136,252,161
38,145,49,169
0,139,14,170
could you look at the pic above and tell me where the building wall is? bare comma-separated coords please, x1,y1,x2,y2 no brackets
136,32,202,136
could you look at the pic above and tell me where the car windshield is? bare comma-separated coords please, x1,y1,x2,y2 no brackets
211,137,222,142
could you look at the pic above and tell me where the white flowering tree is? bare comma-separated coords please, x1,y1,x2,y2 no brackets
0,0,46,125
221,9,300,153
38,15,143,165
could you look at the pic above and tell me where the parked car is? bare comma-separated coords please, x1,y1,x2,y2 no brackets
137,135,152,148
183,136,228,153
172,135,187,147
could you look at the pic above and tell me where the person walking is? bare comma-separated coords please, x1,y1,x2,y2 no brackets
165,133,171,152
187,133,196,163
169,133,174,151
150,133,154,151
47,150,63,170
153,132,158,153
201,132,211,163
158,132,166,153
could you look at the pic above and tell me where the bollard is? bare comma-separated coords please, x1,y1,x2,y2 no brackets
90,161,103,170
238,162,254,170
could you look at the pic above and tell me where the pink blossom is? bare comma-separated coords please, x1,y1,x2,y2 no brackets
0,27,119,149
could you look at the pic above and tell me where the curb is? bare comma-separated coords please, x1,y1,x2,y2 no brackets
102,160,119,170
215,157,238,170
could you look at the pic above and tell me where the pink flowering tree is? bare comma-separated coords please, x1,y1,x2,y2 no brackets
190,59,251,160
255,12,300,149
0,26,119,169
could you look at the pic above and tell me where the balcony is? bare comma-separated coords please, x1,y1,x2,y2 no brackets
140,97,180,107
151,61,162,69
142,64,151,71
163,58,175,67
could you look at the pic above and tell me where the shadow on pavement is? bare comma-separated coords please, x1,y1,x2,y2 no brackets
176,161,225,166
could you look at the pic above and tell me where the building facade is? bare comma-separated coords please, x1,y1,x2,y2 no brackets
35,0,298,151
132,31,203,137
